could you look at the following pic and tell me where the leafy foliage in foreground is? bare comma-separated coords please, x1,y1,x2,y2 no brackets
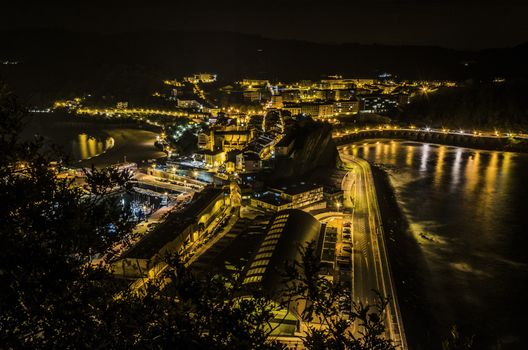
0,87,285,349
283,241,395,350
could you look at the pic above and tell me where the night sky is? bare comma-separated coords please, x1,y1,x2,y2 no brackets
2,0,527,49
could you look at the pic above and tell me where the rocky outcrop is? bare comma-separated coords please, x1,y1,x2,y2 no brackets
273,120,340,179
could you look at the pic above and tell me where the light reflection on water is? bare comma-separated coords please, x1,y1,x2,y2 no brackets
74,133,113,160
346,140,528,349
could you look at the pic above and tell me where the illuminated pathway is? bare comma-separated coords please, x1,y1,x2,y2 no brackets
340,152,408,350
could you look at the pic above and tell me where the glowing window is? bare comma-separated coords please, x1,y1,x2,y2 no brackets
258,245,275,254
247,267,266,276
255,252,273,260
262,239,279,247
250,260,269,268
243,275,263,284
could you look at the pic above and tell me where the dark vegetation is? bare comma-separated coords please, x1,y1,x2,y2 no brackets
398,81,528,130
1,29,527,105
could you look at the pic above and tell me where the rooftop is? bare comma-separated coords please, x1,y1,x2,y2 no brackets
120,188,225,260
253,191,291,207
270,182,322,196
242,209,323,297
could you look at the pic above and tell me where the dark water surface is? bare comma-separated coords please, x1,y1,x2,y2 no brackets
344,140,528,349
22,114,165,167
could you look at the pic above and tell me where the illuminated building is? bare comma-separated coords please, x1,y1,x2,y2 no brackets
183,73,217,83
282,104,302,116
236,151,262,173
360,95,399,113
250,191,292,212
300,102,334,118
263,110,284,132
198,132,213,151
217,127,255,151
243,88,262,101
334,89,354,101
280,89,301,103
241,79,270,86
201,149,226,168
333,98,360,114
177,98,203,109
112,188,231,278
251,183,324,212
198,126,255,152
313,89,335,100
242,209,324,336
300,103,319,118
274,133,295,157
116,101,129,109
270,94,283,109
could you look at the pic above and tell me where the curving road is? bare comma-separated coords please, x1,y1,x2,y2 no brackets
340,152,408,350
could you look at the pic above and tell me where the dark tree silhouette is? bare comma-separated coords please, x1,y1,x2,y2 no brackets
283,241,396,350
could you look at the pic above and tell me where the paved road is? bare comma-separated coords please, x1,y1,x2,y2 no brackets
340,152,408,350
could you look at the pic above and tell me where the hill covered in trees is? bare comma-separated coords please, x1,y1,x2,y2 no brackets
397,80,528,130
0,29,527,105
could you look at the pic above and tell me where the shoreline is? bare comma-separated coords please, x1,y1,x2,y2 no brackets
22,113,165,168
370,163,445,350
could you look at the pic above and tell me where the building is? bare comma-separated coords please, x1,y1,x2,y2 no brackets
300,103,319,118
177,98,203,109
215,127,255,152
250,191,292,212
360,95,399,113
241,79,269,87
201,149,226,168
333,98,360,115
112,188,230,278
300,102,334,118
318,103,335,118
197,132,213,150
184,73,217,83
271,183,324,208
236,151,262,173
251,183,325,212
243,89,262,102
270,94,284,109
282,103,302,116
242,209,324,336
274,133,295,157
198,127,255,152
281,89,301,103
334,89,354,101
116,101,128,109
323,186,344,209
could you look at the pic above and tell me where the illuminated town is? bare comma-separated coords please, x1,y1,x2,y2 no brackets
20,72,524,349
2,3,528,350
